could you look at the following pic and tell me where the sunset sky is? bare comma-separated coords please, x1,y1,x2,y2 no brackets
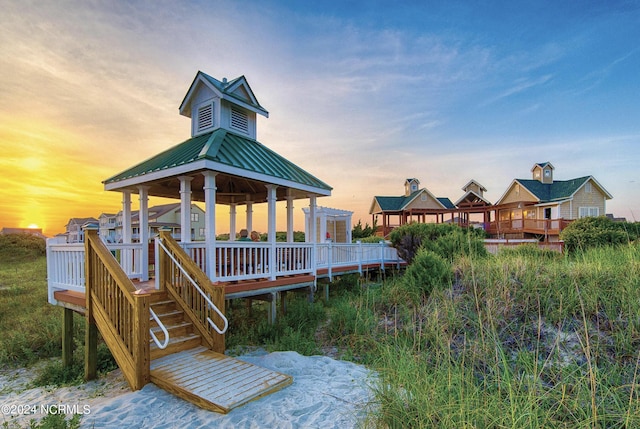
1,1,639,237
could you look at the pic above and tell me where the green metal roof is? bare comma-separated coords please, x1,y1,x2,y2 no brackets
517,176,590,202
103,129,332,191
373,190,454,212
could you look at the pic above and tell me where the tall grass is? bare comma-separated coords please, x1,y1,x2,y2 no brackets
0,235,116,387
346,244,640,427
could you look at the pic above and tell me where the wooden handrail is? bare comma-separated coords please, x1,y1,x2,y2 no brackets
84,230,150,390
157,231,226,353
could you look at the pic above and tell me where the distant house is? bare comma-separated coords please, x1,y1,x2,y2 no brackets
65,217,99,243
369,178,456,237
99,203,206,243
0,227,46,238
489,162,613,240
368,162,612,242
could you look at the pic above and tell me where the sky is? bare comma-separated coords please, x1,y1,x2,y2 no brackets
1,0,639,237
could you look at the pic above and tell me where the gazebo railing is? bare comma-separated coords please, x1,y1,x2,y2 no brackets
47,240,403,303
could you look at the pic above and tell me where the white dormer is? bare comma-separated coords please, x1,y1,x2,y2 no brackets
179,71,269,139
532,162,554,184
405,178,420,196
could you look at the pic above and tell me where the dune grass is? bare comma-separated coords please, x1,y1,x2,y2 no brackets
336,244,640,428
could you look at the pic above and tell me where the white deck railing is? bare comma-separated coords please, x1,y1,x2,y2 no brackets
47,239,403,305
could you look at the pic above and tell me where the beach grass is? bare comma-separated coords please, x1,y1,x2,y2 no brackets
335,243,640,428
0,235,116,388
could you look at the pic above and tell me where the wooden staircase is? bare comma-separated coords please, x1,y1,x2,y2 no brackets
83,230,292,414
149,291,201,360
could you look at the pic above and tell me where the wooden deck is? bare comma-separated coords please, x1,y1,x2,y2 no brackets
150,346,292,413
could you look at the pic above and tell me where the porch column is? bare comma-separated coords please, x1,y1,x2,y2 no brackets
203,172,217,279
138,186,150,281
319,208,328,242
246,196,253,234
229,203,237,241
308,195,317,282
179,176,193,243
122,190,132,244
286,190,294,242
266,185,278,280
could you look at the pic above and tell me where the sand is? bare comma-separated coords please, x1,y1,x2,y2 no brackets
0,351,375,428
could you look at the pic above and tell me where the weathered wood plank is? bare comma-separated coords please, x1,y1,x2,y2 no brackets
150,347,292,414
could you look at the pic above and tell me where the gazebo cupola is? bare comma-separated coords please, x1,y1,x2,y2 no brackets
179,71,269,140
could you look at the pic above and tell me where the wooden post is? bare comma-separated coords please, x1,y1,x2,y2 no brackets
62,308,74,368
133,294,151,389
85,321,97,381
84,229,97,381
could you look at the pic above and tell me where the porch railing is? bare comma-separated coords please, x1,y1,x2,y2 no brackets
157,232,226,353
84,229,150,390
47,239,403,306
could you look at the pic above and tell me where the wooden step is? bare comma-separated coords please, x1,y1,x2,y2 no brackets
150,308,185,327
150,333,202,360
150,320,193,339
150,299,178,314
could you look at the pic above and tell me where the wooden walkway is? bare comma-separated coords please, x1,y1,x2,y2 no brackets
150,346,292,413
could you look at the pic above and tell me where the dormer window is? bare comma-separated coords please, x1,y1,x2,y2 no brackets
197,102,214,133
230,107,249,134
544,169,551,177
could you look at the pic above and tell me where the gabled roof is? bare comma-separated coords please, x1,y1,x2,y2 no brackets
371,189,453,213
496,175,613,205
179,71,269,118
461,179,487,193
103,128,332,193
518,176,589,202
455,190,491,207
532,162,554,171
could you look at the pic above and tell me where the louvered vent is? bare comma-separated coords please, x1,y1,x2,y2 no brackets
197,103,213,131
230,107,249,133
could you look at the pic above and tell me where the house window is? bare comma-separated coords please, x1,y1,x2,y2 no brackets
197,103,214,132
585,182,592,193
230,107,249,133
191,213,199,222
420,194,427,201
579,207,599,218
199,228,205,237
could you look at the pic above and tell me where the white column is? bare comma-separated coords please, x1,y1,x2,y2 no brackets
308,195,317,278
246,196,253,233
138,186,150,281
286,190,294,242
308,195,317,244
179,176,193,243
203,172,217,279
229,203,237,241
319,209,327,242
122,190,132,244
266,185,278,280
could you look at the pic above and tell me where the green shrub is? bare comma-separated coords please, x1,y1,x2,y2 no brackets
390,222,486,263
402,249,452,301
560,217,638,253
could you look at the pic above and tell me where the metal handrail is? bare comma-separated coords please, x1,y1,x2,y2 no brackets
157,239,228,335
149,308,169,349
